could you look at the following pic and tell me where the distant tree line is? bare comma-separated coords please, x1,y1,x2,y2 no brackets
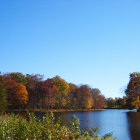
106,72,140,110
105,72,140,110
105,97,126,109
0,72,133,113
102,72,140,110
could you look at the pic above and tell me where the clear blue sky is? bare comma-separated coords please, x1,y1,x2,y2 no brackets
1,0,140,98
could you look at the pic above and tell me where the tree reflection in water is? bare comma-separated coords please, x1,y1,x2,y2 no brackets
127,112,140,140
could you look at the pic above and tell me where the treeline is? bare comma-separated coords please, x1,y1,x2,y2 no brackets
0,72,109,113
0,72,130,113
105,97,126,109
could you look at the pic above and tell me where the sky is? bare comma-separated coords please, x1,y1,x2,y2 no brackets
0,0,140,98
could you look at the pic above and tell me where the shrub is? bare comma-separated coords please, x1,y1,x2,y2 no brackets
0,112,115,140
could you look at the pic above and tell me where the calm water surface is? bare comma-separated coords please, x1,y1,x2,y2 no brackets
35,109,140,140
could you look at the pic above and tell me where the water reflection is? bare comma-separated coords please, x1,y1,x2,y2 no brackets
52,110,133,140
57,110,130,140
126,112,140,140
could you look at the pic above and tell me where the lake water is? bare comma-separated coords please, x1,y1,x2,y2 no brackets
35,109,140,140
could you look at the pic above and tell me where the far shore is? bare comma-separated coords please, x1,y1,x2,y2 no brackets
6,108,128,113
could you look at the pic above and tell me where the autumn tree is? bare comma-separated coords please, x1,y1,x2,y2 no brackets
131,96,140,109
125,72,140,109
43,78,55,109
10,72,27,85
45,76,69,109
26,74,44,109
91,88,105,109
4,77,28,109
67,83,79,109
0,76,7,113
97,95,106,108
79,85,94,109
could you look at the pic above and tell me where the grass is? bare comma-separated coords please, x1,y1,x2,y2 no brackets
0,112,115,140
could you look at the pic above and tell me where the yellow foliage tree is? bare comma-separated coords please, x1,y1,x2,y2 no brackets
131,96,140,109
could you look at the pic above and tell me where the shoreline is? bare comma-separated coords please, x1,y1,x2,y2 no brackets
6,108,128,113
7,108,105,113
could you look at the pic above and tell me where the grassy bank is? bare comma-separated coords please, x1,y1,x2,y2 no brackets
0,112,115,140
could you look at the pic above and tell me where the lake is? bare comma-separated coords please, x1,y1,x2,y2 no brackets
34,109,139,140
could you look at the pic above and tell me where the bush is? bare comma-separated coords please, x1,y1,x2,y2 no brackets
0,112,115,140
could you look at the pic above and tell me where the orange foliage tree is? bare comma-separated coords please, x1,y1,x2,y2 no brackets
125,72,140,109
44,76,69,109
79,85,94,109
67,83,79,109
91,88,105,109
4,77,28,109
